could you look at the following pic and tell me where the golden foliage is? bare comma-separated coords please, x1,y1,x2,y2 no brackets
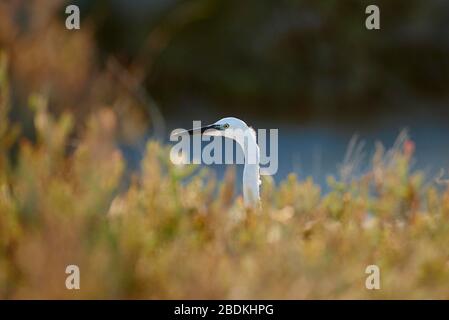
1,67,449,299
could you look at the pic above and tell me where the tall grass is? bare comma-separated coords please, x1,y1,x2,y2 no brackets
1,53,449,299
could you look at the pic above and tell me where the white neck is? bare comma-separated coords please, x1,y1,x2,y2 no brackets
239,128,260,207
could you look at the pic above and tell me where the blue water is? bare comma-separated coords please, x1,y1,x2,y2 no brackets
121,112,449,191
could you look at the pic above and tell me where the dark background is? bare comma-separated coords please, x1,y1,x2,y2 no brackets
79,0,449,124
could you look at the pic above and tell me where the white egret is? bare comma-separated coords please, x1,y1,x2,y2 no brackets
176,117,261,207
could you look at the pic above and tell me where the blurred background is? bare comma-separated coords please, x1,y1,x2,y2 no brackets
1,0,449,186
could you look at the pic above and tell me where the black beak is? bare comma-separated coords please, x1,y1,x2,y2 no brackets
174,124,220,136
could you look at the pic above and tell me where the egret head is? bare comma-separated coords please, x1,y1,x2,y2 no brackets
176,117,251,140
204,117,249,138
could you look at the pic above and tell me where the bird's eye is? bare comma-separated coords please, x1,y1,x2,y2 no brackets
223,123,230,129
